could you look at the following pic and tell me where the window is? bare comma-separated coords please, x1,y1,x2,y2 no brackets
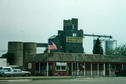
13,70,17,72
55,62,67,71
3,68,11,72
73,33,77,37
61,66,66,70
56,66,60,71
72,24,74,29
28,63,32,69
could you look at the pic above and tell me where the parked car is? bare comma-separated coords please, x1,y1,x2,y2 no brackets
115,70,126,76
1,67,31,76
8,65,20,69
0,67,9,76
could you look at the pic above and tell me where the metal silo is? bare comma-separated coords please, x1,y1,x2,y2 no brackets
105,40,114,55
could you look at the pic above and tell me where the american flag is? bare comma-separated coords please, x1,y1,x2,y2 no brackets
48,40,57,50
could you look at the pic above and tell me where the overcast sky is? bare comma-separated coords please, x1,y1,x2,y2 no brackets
0,0,126,55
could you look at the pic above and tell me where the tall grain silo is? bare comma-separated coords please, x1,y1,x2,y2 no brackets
23,42,36,63
8,42,23,66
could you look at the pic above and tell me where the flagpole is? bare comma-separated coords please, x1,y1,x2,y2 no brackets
47,49,50,76
48,49,50,53
47,41,57,76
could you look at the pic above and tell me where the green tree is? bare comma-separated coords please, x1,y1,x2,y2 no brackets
107,44,126,56
106,48,114,55
0,53,14,64
93,38,103,55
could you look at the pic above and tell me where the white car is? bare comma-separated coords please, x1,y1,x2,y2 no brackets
0,67,8,76
1,67,31,76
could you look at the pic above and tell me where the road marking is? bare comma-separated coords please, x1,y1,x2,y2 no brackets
68,79,105,82
0,79,32,82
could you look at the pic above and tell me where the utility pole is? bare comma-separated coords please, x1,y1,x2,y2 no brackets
74,56,78,78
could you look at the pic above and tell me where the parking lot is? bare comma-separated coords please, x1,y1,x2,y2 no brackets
0,77,126,84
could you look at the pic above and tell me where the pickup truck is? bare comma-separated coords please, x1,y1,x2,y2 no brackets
0,67,31,76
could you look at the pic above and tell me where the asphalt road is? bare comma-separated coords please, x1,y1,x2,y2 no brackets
1,77,126,84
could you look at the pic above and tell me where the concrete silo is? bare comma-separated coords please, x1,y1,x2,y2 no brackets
8,42,23,66
23,42,36,63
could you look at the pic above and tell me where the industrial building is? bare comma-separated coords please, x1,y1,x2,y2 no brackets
24,53,126,76
48,18,84,53
8,41,126,76
7,18,126,76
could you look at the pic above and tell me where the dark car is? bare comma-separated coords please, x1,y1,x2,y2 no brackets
115,70,126,76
